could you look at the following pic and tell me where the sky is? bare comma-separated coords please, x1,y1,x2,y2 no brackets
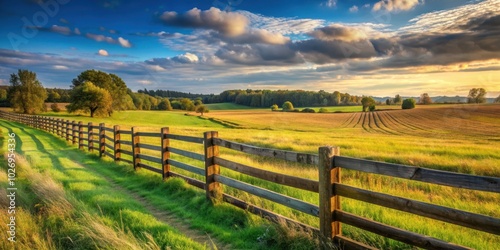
0,0,499,97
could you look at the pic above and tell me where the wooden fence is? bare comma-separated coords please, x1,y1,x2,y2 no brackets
1,110,499,250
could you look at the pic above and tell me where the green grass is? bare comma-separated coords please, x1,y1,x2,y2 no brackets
0,120,320,250
2,104,499,249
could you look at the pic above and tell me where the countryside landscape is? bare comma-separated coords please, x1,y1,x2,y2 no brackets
1,1,500,250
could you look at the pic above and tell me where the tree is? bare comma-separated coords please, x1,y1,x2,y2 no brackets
467,88,487,103
179,98,195,111
194,99,203,106
495,95,500,103
402,99,416,109
0,89,7,100
8,69,47,114
157,99,173,111
318,108,328,113
420,93,433,104
67,81,112,117
72,70,130,113
50,103,61,112
48,90,61,102
195,105,209,116
385,98,392,105
282,101,294,111
270,104,279,111
361,97,376,112
394,94,402,104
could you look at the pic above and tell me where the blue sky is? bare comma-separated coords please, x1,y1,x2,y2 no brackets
1,0,499,97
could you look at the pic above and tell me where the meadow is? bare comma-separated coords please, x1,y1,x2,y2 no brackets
1,103,499,249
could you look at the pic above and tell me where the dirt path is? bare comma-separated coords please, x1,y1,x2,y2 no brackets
1,120,230,250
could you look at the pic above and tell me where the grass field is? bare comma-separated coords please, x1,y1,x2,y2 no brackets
1,103,499,249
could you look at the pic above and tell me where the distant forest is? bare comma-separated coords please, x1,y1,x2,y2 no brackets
139,88,363,107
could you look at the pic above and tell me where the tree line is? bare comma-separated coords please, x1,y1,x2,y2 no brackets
3,69,498,116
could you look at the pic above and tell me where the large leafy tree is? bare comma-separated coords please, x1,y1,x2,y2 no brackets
72,70,130,113
467,88,487,104
67,81,112,117
361,97,376,112
420,93,433,104
8,69,47,114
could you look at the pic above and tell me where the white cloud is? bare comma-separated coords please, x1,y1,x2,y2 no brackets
53,65,69,70
178,52,199,63
86,33,133,48
349,5,359,13
322,0,337,8
373,0,421,12
118,37,132,48
74,28,81,35
51,25,71,35
237,11,324,35
98,49,109,56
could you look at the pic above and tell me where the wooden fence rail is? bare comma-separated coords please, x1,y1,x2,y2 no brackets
0,110,499,250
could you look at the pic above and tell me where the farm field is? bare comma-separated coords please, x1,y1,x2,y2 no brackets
2,103,499,249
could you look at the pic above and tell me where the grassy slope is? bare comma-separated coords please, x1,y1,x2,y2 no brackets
2,104,499,249
0,120,318,250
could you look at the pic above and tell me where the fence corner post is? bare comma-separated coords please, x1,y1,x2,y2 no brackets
319,146,341,241
88,122,93,152
132,127,140,170
99,123,105,157
114,125,120,161
204,131,221,202
78,121,84,150
161,127,170,180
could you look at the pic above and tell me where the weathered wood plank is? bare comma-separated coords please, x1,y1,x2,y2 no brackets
167,134,204,144
137,143,162,151
335,183,500,235
334,156,500,193
118,140,132,146
103,127,114,132
214,157,319,192
222,193,319,233
137,163,162,174
137,153,162,164
169,172,205,189
105,143,114,151
137,132,161,137
213,138,318,165
104,135,113,141
118,149,133,156
319,146,341,239
103,151,113,158
169,147,205,161
161,127,170,180
118,130,132,135
214,174,319,217
335,210,471,250
169,159,205,176
333,235,377,250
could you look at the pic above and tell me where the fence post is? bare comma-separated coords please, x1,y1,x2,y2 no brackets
88,122,93,152
204,131,221,201
114,125,120,161
319,146,341,241
132,127,140,170
99,123,105,157
72,121,78,145
79,122,84,150
66,120,70,141
161,127,170,180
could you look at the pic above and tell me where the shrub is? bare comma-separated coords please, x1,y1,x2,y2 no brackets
50,103,60,112
318,108,328,113
369,104,376,111
301,108,315,113
282,101,294,111
271,104,279,111
402,99,416,109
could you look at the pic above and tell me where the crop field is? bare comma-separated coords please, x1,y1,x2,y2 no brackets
2,103,499,249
